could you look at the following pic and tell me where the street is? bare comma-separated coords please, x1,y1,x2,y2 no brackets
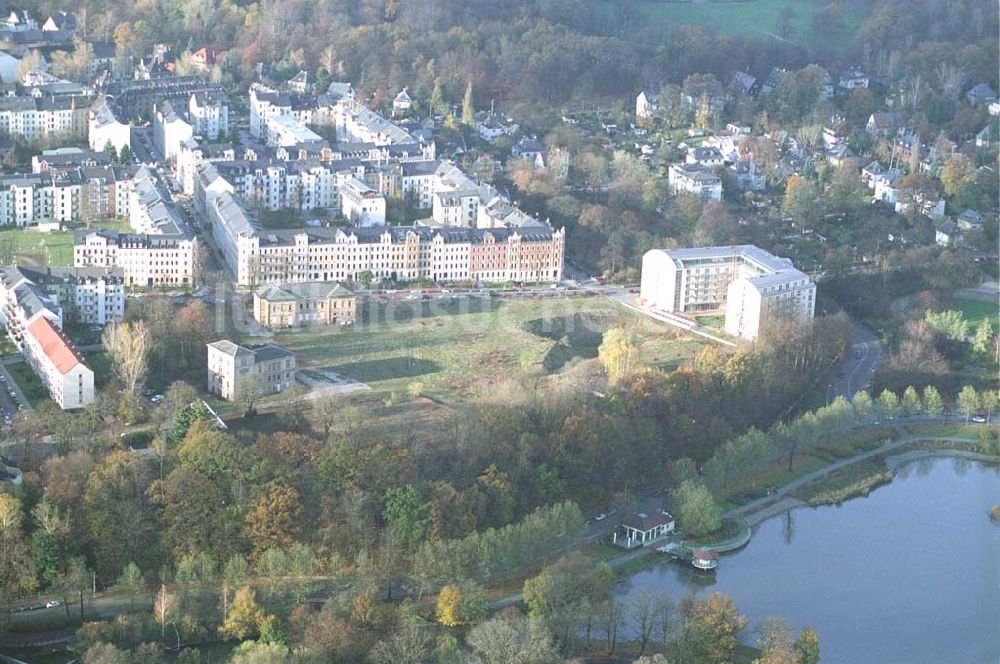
831,322,882,400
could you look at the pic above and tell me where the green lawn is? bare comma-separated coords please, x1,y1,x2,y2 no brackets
605,0,866,50
270,296,709,401
954,298,999,329
0,228,74,266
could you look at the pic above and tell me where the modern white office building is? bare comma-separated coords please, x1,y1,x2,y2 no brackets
640,245,816,341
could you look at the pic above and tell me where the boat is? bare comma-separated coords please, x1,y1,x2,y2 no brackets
691,548,718,571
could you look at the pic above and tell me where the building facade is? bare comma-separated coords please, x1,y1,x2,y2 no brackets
73,230,197,288
253,282,357,328
640,245,815,341
206,340,296,401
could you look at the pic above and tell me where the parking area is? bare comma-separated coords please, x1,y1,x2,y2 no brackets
0,363,28,421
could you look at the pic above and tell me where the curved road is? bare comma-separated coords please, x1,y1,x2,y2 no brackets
831,322,882,401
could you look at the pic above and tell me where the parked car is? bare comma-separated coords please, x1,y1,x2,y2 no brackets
45,600,60,608
594,513,608,521
972,413,987,423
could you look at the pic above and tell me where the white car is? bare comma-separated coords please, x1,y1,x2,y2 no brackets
972,415,987,423
594,513,608,521
45,600,60,608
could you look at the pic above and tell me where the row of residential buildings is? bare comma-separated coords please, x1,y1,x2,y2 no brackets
0,266,127,409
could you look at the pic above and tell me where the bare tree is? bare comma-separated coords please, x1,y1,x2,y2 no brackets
102,321,151,396
600,600,626,655
630,590,658,656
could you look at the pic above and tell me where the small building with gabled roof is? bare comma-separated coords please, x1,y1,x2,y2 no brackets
23,316,93,409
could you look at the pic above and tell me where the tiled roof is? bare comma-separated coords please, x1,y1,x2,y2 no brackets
26,316,87,374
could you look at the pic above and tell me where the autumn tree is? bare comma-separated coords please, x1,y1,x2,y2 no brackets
795,627,821,664
462,81,475,125
685,592,747,664
957,385,979,423
244,483,302,560
219,587,265,641
51,38,95,82
102,321,151,396
371,626,432,664
599,327,637,385
922,385,944,415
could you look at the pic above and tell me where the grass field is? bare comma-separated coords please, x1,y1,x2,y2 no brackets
270,296,709,401
953,298,999,329
0,228,74,266
608,0,866,50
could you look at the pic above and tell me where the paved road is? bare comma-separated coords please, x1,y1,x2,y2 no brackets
830,322,882,401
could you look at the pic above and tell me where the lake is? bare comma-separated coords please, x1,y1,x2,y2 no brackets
614,456,1000,664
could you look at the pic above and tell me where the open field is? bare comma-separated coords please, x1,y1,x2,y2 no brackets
0,228,74,266
605,0,866,50
270,295,709,401
953,297,999,328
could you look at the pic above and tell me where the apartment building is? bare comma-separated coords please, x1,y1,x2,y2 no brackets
253,282,357,328
340,176,386,226
104,76,225,120
0,266,125,326
32,148,110,173
640,245,815,341
88,97,131,153
667,163,723,201
206,340,296,402
0,269,97,409
73,230,197,288
23,316,94,409
129,167,187,235
153,100,194,161
208,192,564,285
188,90,228,141
0,95,90,142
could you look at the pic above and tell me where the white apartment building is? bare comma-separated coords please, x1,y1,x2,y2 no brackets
188,90,228,141
667,163,723,201
0,267,125,326
88,97,131,153
0,172,81,227
206,340,296,401
23,316,94,409
340,176,386,226
0,96,89,142
129,167,187,235
153,100,194,161
73,231,197,288
640,245,815,341
264,113,324,147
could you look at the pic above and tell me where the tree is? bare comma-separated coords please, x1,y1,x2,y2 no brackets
81,643,130,664
118,145,132,165
924,309,969,342
981,390,999,424
429,79,447,116
523,554,612,649
383,485,431,549
102,321,151,396
694,200,738,246
671,480,721,536
219,587,265,641
436,584,463,627
371,626,432,664
783,176,819,228
776,5,796,38
972,319,995,355
462,80,475,125
599,327,637,384
754,617,798,664
901,386,922,417
237,372,266,416
922,385,944,415
852,390,874,422
686,592,747,664
877,390,901,418
244,483,302,559
115,562,145,612
17,49,44,82
957,385,979,423
795,627,821,664
466,608,562,664
103,140,118,166
940,154,976,200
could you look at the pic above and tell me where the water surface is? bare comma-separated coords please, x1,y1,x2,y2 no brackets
614,457,1000,664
